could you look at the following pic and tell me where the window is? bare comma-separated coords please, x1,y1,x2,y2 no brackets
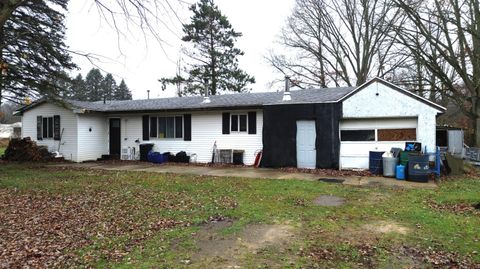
151,116,183,139
42,117,54,139
378,128,416,141
340,130,375,141
231,114,247,132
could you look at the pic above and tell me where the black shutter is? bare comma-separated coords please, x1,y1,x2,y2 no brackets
53,115,61,140
150,117,157,138
184,114,192,141
36,116,43,140
248,111,257,134
142,115,150,141
222,112,230,134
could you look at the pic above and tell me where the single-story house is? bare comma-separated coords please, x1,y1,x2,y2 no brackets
14,78,446,169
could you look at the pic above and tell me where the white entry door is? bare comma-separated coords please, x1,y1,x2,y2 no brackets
296,121,317,169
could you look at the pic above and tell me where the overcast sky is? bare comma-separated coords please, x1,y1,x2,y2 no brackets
65,0,295,100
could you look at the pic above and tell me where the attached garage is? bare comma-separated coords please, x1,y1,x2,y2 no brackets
339,118,418,169
339,79,445,170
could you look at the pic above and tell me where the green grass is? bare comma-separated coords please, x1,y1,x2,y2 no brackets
0,164,479,268
0,147,5,157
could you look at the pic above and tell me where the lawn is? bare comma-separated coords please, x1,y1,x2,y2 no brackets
0,164,479,268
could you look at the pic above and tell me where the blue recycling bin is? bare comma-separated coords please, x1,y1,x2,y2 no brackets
396,164,406,180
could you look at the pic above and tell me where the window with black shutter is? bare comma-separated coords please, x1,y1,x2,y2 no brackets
231,114,247,133
154,115,183,139
41,116,54,139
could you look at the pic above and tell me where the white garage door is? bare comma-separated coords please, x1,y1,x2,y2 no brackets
339,118,418,170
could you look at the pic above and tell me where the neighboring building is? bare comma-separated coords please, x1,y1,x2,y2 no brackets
14,78,445,169
0,122,22,139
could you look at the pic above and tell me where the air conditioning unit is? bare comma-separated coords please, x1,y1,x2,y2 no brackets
121,147,133,160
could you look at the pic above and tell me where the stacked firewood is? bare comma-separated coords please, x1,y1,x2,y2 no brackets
2,137,53,161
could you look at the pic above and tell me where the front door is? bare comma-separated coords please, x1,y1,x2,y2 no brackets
109,118,121,158
296,120,317,169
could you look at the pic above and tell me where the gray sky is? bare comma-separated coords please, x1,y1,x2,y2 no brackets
65,0,295,100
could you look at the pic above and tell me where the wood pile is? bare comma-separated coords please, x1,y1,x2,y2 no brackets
2,137,53,161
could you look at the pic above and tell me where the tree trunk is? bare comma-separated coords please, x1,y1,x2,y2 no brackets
474,97,480,147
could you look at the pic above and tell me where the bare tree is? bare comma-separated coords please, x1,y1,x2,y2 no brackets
268,0,406,88
395,0,480,145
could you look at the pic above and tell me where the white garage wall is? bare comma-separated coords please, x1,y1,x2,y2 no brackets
21,103,78,161
111,110,264,165
77,114,109,162
342,81,442,153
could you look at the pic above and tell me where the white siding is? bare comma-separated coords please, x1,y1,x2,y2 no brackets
77,114,109,161
342,81,442,153
112,110,264,165
21,103,78,161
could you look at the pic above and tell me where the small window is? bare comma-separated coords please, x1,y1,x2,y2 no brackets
378,128,416,141
158,117,166,138
341,130,375,141
231,115,238,132
231,114,247,132
239,115,247,132
48,117,53,138
166,117,175,138
42,116,54,139
155,116,183,139
42,118,48,138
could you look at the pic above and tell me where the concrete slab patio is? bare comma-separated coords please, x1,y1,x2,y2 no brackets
49,162,437,189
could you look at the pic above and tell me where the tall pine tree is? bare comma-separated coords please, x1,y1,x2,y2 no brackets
67,74,87,101
114,79,132,100
160,0,254,96
84,68,104,101
0,0,75,105
102,73,117,100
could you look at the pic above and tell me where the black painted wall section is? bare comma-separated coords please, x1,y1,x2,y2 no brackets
261,103,342,169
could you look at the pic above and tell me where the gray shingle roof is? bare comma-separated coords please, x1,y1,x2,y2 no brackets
67,87,355,112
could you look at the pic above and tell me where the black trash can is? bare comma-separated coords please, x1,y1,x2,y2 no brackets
407,155,430,183
139,143,154,162
369,151,385,175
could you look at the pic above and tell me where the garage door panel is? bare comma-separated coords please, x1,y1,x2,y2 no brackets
340,143,377,157
340,118,417,129
340,118,418,170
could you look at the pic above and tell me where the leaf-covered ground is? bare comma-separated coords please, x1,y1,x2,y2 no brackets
0,164,479,268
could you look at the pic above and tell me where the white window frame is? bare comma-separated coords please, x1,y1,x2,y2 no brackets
231,113,248,133
150,115,184,140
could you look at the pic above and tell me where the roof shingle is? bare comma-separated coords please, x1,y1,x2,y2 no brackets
67,87,355,112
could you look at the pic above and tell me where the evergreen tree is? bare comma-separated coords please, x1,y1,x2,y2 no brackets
114,79,132,100
0,0,76,105
102,73,117,100
84,68,104,101
67,74,87,101
160,0,254,96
